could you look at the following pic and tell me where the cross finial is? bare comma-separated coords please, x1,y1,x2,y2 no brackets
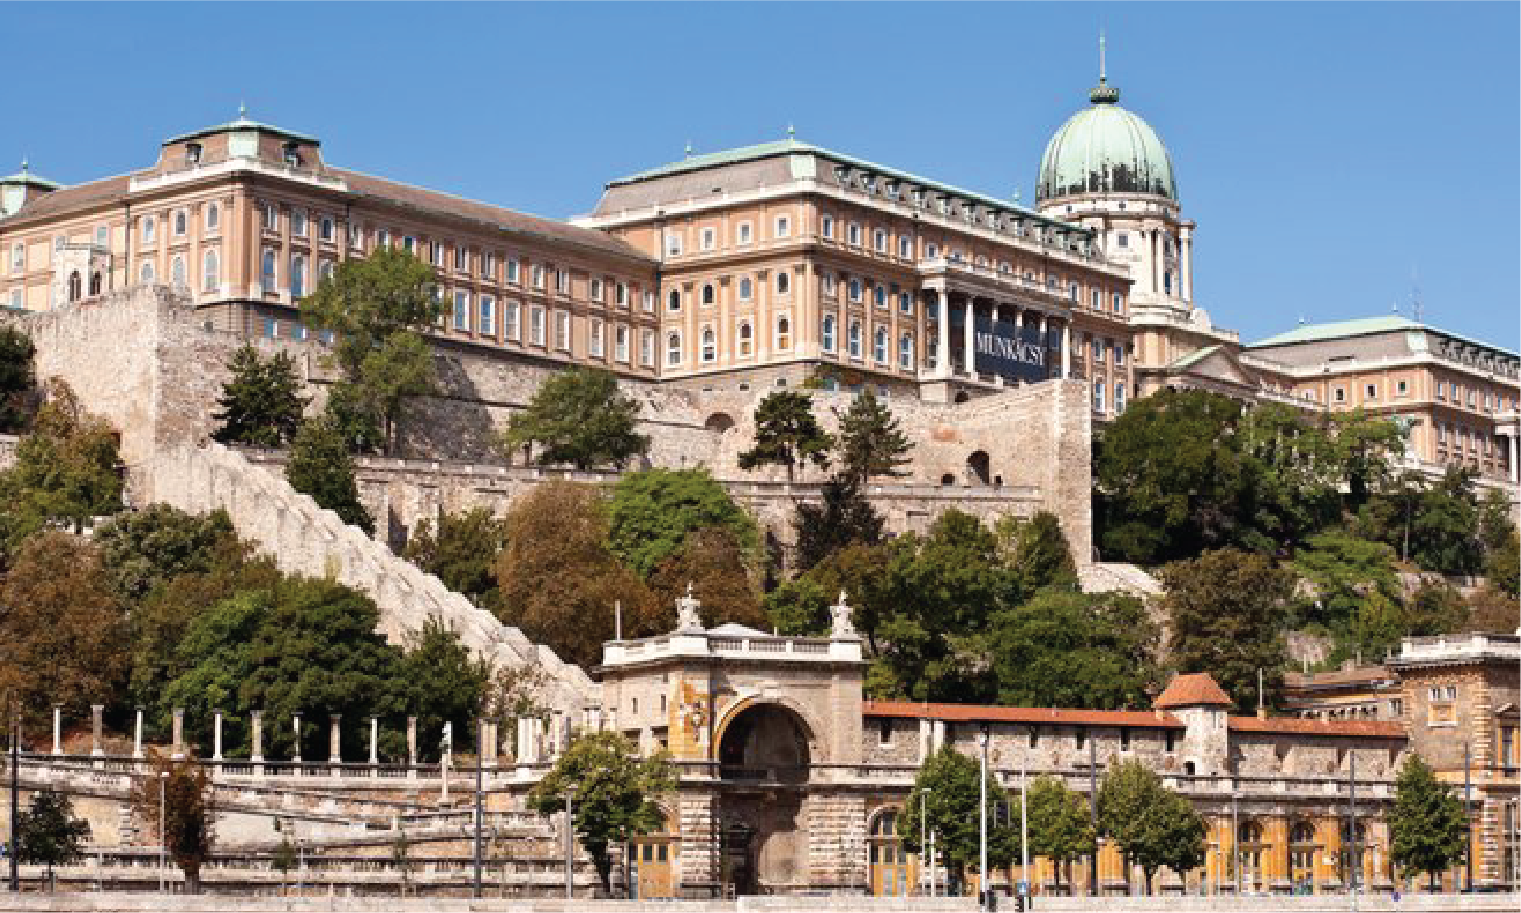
1099,30,1107,83
238,100,247,119
686,581,694,598
786,122,795,139
19,156,27,176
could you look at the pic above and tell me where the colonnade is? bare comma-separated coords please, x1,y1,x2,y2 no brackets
927,288,1072,382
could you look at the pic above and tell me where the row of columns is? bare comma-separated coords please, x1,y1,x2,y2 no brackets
45,706,572,770
930,289,1072,382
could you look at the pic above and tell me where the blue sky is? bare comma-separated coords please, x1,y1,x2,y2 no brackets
6,2,1516,349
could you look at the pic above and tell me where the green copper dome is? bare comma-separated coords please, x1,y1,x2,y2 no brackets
1036,76,1177,203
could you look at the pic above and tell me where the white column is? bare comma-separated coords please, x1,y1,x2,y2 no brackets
1150,230,1160,295
963,296,975,377
133,707,144,759
51,705,63,756
1039,313,1049,378
369,716,379,767
1061,318,1072,378
1180,226,1194,303
170,708,184,759
934,290,951,378
91,705,104,758
292,712,303,765
212,710,223,761
328,714,342,767
250,710,264,766
1510,433,1518,484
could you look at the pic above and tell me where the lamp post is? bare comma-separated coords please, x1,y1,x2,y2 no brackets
1020,757,1029,901
473,716,484,899
158,770,168,894
920,788,928,897
563,787,576,900
978,727,989,911
8,700,19,894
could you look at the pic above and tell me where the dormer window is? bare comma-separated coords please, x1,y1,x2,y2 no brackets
282,143,301,167
185,143,202,165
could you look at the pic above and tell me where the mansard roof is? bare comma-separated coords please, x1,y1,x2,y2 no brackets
863,701,1184,729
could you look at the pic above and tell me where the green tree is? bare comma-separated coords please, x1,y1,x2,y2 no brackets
0,325,36,433
298,247,443,452
528,731,677,894
792,474,884,573
320,381,385,455
998,511,1079,597
1483,526,1519,598
763,572,835,637
14,789,90,887
211,344,308,447
1389,755,1468,888
0,532,127,724
1238,403,1340,552
645,526,766,635
133,754,215,893
1408,468,1484,576
402,507,507,605
1160,548,1293,712
503,367,649,470
0,382,123,550
95,505,240,603
286,416,374,534
986,591,1161,710
737,390,833,483
398,618,491,760
1097,759,1205,894
897,745,1019,895
271,835,297,896
1025,775,1097,892
834,389,911,481
605,468,757,579
1326,408,1405,511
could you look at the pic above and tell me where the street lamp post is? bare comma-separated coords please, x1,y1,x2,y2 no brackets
8,703,19,894
473,718,483,899
1020,758,1029,902
158,770,168,894
920,788,928,897
978,727,989,911
564,787,574,900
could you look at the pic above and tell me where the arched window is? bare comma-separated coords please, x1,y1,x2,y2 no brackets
821,314,836,352
142,216,156,244
701,327,716,362
848,278,863,302
668,289,681,311
868,810,908,897
899,334,913,369
776,316,791,350
666,331,683,366
139,261,155,283
1289,821,1317,886
202,250,219,292
289,254,306,298
170,255,186,289
67,271,82,303
848,320,862,358
738,321,753,357
701,283,715,306
205,203,219,232
88,272,103,297
776,271,790,295
173,210,187,236
738,277,752,300
261,249,276,285
874,285,887,308
873,326,887,363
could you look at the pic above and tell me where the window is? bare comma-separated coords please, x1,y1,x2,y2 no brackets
531,264,545,290
737,222,752,245
822,273,837,296
776,271,790,295
873,326,887,363
590,278,604,302
507,258,521,284
169,256,187,287
1120,727,1131,751
774,216,790,238
290,210,306,237
1112,340,1123,366
139,261,155,282
403,235,416,254
8,289,19,309
87,272,102,296
318,260,334,283
142,216,157,244
874,285,887,309
10,243,23,273
319,216,333,242
848,320,863,358
737,321,753,357
738,277,752,301
776,316,791,350
377,229,390,249
205,204,220,233
668,289,682,311
924,243,938,259
821,215,834,239
483,253,497,281
1334,387,1346,403
1112,293,1123,314
1437,382,1446,401
348,223,363,251
615,282,626,307
1091,337,1103,360
899,235,912,259
67,270,82,303
665,229,683,256
873,229,887,252
641,330,655,366
701,327,716,362
263,317,279,339
1116,231,1129,248
289,254,306,297
700,227,716,251
505,301,520,341
666,331,683,366
822,314,837,352
1069,282,1079,302
529,306,545,345
701,283,715,306
877,719,893,747
261,249,277,286
202,250,219,292
555,270,570,295
554,311,570,350
479,295,495,335
848,278,863,303
1093,379,1106,412
589,318,604,357
899,334,914,369
615,325,629,362
642,290,655,313
1115,382,1126,413
848,223,862,246
1467,388,1477,407
1091,289,1101,310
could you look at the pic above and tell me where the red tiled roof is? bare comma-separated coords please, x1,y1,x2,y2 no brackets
333,168,653,265
1227,716,1406,740
1153,673,1233,709
863,701,1184,729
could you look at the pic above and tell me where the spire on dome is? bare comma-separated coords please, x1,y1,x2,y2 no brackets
1090,31,1120,105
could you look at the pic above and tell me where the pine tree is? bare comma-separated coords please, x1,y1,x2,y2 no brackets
835,389,911,481
286,417,374,534
14,789,90,888
793,474,884,572
212,344,308,448
737,390,833,483
1390,755,1468,888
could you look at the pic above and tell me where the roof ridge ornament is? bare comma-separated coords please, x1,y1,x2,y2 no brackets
1090,31,1121,105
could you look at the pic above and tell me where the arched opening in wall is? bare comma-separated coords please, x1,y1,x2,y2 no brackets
954,390,970,404
966,451,991,486
67,271,82,303
717,701,814,896
940,473,956,487
88,272,102,297
1237,820,1265,891
719,703,811,782
704,412,735,433
1289,820,1318,890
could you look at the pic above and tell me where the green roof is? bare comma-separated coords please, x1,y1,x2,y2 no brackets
163,114,319,147
609,137,1090,235
0,160,60,189
1247,315,1518,358
1168,345,1223,370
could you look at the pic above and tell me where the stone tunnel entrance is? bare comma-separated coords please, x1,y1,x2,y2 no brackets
716,701,813,894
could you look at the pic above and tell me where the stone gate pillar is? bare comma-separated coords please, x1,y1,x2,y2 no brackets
328,714,342,775
406,715,418,778
291,712,303,771
250,710,264,776
212,710,223,762
133,706,144,759
170,707,185,759
369,716,379,768
90,704,104,758
51,704,62,756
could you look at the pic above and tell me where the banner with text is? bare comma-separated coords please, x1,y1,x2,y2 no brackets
971,315,1055,383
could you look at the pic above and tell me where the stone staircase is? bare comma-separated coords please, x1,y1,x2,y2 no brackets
145,442,596,714
1078,561,1163,598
